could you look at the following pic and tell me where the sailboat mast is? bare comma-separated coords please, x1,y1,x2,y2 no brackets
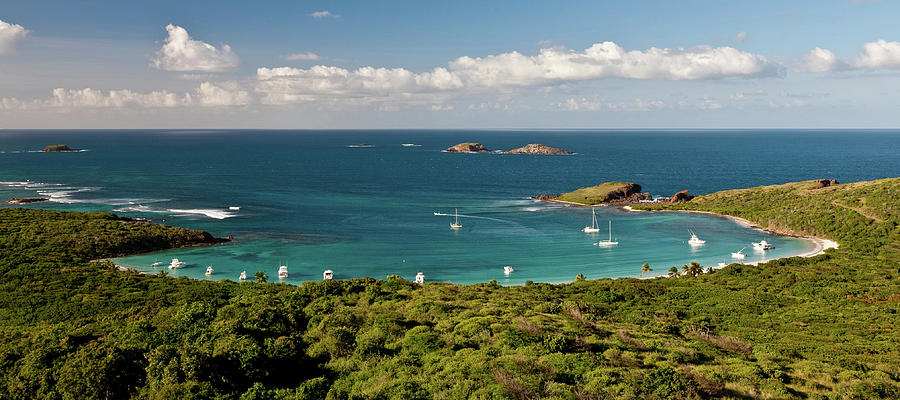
608,220,612,241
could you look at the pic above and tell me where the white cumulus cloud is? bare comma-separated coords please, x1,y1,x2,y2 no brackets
256,41,780,104
804,47,843,72
0,19,28,55
284,52,320,61
309,11,339,19
153,24,239,72
0,82,251,111
734,31,747,43
854,39,900,69
804,39,900,72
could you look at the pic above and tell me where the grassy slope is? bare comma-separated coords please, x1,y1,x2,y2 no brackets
0,179,898,399
556,181,635,205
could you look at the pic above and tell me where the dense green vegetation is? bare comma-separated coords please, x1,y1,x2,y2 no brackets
0,179,899,399
556,181,638,205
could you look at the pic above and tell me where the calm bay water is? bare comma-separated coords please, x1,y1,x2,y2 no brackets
1,129,898,284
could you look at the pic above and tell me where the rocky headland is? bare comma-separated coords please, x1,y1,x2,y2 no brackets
532,182,695,206
7,198,49,204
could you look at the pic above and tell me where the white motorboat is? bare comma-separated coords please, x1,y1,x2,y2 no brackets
415,272,425,284
168,258,186,269
503,266,515,274
401,143,420,147
582,208,600,233
228,206,240,211
205,266,213,275
150,260,163,267
323,269,333,280
731,248,747,259
278,265,288,279
450,208,462,230
753,240,774,250
239,271,246,281
594,220,619,247
688,230,706,246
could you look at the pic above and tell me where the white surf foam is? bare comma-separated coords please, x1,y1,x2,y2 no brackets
167,208,237,220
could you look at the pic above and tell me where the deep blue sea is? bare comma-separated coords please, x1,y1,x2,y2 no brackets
2,130,898,284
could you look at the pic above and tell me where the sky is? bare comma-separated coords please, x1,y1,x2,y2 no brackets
1,0,900,129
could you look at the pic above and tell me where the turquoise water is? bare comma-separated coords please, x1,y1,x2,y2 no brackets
2,130,898,284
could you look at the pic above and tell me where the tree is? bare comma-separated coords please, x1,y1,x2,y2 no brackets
641,263,652,277
575,273,585,281
687,261,702,277
254,270,268,283
668,266,679,278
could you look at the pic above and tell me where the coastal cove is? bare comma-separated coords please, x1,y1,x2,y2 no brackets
1,130,895,285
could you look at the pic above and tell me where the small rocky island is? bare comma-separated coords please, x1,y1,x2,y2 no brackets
505,143,573,155
42,144,78,152
445,142,492,152
7,198,49,204
532,181,694,206
445,142,573,154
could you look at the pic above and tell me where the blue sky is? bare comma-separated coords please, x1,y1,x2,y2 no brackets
2,0,900,128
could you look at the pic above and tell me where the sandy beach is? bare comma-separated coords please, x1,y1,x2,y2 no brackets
623,205,839,277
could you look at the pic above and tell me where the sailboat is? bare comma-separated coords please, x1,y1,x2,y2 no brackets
239,271,247,281
582,208,600,233
450,208,462,230
594,221,619,247
278,265,288,279
731,248,747,259
688,230,706,246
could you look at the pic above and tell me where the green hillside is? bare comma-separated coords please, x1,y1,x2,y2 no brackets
556,181,641,205
0,179,898,399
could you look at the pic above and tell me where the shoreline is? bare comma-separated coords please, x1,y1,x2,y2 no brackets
622,205,839,278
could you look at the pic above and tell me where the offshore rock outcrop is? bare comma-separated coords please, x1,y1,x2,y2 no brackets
42,144,76,152
445,142,491,152
7,198,49,204
504,143,573,155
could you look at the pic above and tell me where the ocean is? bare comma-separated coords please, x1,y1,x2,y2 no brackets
1,129,898,284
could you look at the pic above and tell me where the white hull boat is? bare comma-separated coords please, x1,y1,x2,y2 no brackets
450,208,462,230
205,266,213,275
594,220,619,247
168,258,186,269
503,266,514,274
753,240,774,251
582,208,600,233
688,230,706,246
278,265,288,279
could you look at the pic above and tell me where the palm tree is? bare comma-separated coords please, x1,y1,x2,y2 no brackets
641,263,652,277
682,264,690,276
254,270,268,283
687,261,702,277
575,273,586,282
668,266,679,278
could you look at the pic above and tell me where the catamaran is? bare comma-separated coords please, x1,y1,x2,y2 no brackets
731,248,747,259
239,271,246,281
688,230,706,246
278,265,288,279
594,221,619,247
323,269,333,280
168,258,186,269
205,266,213,275
450,208,462,230
582,208,600,233
752,240,774,250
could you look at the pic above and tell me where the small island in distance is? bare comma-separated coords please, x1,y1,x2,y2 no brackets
42,144,79,152
444,142,573,154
